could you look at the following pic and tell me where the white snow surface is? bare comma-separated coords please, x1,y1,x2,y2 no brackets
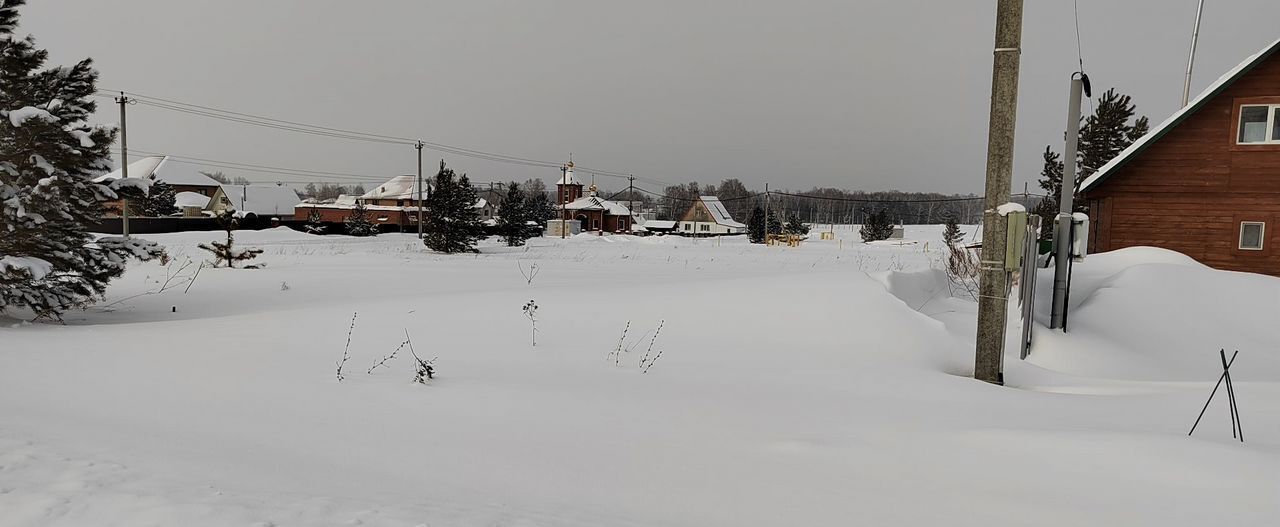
174,191,211,209
1,226,1277,526
7,106,56,127
995,202,1025,215
218,184,303,216
96,155,223,188
0,256,52,279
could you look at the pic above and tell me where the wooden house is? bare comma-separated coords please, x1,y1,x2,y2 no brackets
1081,38,1280,276
679,196,746,235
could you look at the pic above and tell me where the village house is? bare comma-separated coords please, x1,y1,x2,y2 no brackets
295,175,495,231
209,184,304,221
678,196,746,235
555,162,632,233
94,155,225,217
1081,38,1280,276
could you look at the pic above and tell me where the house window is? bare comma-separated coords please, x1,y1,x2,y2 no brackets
1239,222,1265,250
700,224,710,232
684,223,692,231
592,219,600,230
1237,105,1280,144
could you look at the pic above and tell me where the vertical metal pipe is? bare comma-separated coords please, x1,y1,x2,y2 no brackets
118,93,130,238
1182,0,1206,107
1050,76,1084,329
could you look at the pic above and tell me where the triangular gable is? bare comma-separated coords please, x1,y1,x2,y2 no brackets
1081,38,1280,193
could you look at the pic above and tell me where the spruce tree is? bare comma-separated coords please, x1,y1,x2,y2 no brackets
1036,88,1148,218
304,207,326,234
344,201,378,236
423,161,484,253
942,214,964,246
497,181,535,247
141,180,177,216
747,206,782,243
198,210,262,268
524,190,553,230
859,209,894,242
0,0,165,318
784,213,810,236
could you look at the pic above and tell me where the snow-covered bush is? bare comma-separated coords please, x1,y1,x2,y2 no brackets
344,202,378,237
0,0,165,318
859,209,893,242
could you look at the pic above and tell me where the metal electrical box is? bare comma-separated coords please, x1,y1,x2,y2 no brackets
1004,211,1027,271
1071,212,1089,261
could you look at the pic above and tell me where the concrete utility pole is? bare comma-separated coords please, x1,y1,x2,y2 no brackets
416,141,424,239
116,93,131,239
628,175,635,230
1182,0,1206,107
560,164,568,239
974,0,1024,385
1050,74,1087,329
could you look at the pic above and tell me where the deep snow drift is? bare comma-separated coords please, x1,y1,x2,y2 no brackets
1,227,1277,526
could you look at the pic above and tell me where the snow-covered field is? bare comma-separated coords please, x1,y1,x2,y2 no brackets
2,226,1277,526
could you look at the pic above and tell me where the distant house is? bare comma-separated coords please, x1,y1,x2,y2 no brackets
1081,38,1280,276
639,219,677,235
295,175,492,231
555,162,632,233
174,191,211,217
95,155,223,196
210,184,303,220
679,196,746,235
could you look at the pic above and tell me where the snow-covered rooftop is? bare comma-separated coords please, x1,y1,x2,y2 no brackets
95,155,223,188
641,220,677,230
217,185,302,216
699,196,746,228
562,195,631,216
1081,37,1280,193
174,191,211,209
361,175,430,201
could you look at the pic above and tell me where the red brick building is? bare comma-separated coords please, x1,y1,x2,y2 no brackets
556,162,632,233
1081,38,1280,276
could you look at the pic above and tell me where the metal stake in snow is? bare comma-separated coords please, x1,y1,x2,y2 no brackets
116,92,132,239
973,0,1024,385
1050,73,1089,330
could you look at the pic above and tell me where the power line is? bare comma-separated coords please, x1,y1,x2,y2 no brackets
93,89,634,173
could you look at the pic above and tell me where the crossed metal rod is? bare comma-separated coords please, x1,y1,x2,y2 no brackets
1188,349,1243,442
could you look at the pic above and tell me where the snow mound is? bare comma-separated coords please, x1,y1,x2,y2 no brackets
1031,247,1280,381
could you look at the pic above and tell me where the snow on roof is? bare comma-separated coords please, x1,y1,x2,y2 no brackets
174,191,210,209
95,156,223,187
563,195,631,216
334,195,358,206
558,166,581,186
361,175,430,200
218,185,302,216
642,220,677,229
1081,38,1280,193
474,198,489,209
699,196,746,228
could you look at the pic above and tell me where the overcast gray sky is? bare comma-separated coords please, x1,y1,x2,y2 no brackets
18,1,1280,194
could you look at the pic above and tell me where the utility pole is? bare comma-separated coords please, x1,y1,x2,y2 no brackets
1182,0,1206,107
628,175,635,231
560,163,568,239
763,182,770,241
1050,73,1088,329
416,141,424,239
974,0,1024,385
116,92,131,239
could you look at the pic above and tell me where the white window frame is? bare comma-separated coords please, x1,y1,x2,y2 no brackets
1239,221,1265,251
1236,104,1280,144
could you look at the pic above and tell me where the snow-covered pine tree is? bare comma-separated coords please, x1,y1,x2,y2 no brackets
422,161,484,253
140,179,177,216
497,181,534,247
1036,88,1148,219
942,214,964,246
747,205,782,243
523,190,553,230
784,213,810,236
343,201,378,237
303,207,326,234
859,209,893,242
0,0,165,318
197,210,262,268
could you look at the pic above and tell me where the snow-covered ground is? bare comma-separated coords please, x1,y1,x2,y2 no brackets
2,226,1277,526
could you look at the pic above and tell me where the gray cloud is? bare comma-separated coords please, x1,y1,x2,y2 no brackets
19,0,1279,195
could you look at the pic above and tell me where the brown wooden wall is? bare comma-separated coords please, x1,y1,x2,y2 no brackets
1086,49,1280,276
